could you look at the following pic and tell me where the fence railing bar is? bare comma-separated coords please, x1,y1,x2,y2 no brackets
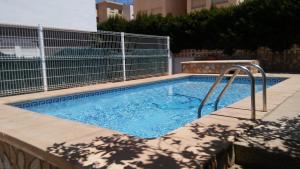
38,25,48,91
167,36,172,75
121,32,126,81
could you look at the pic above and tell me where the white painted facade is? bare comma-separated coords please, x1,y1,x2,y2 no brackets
0,0,97,32
123,4,134,21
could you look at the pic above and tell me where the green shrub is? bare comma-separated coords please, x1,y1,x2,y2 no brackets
98,0,300,54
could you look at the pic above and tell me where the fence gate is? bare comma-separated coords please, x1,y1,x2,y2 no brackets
0,24,171,96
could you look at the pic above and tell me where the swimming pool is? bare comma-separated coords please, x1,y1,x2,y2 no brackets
14,76,285,138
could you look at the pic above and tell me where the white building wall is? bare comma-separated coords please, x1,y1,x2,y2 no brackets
0,0,97,32
123,4,134,21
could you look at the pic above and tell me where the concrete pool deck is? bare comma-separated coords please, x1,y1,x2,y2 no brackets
0,73,299,169
234,89,300,168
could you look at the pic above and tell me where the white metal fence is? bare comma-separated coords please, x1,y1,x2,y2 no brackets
0,24,171,96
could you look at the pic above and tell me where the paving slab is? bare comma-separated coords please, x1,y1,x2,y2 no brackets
235,89,300,168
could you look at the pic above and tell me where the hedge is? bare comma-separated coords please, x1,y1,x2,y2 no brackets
98,0,300,54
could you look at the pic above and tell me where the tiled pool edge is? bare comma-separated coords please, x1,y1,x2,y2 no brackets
0,73,299,169
12,76,284,110
0,74,190,105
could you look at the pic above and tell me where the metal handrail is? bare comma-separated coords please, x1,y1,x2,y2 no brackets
214,70,240,111
246,64,267,112
197,65,256,120
214,64,267,112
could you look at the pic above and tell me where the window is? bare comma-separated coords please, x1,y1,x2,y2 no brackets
191,0,206,9
213,0,229,4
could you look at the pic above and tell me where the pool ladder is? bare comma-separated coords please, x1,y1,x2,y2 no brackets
197,64,267,121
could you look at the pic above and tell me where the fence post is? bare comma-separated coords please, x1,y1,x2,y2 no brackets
38,25,48,91
167,36,173,75
121,32,126,81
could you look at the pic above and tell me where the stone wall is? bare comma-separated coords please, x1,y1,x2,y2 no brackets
173,45,300,73
181,60,259,74
0,140,60,169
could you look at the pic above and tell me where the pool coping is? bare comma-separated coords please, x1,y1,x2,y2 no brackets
0,73,300,169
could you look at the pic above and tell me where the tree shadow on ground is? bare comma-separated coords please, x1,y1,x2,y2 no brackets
46,115,300,169
237,115,300,158
46,117,243,169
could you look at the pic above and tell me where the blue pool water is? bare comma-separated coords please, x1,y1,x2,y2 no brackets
14,76,284,138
